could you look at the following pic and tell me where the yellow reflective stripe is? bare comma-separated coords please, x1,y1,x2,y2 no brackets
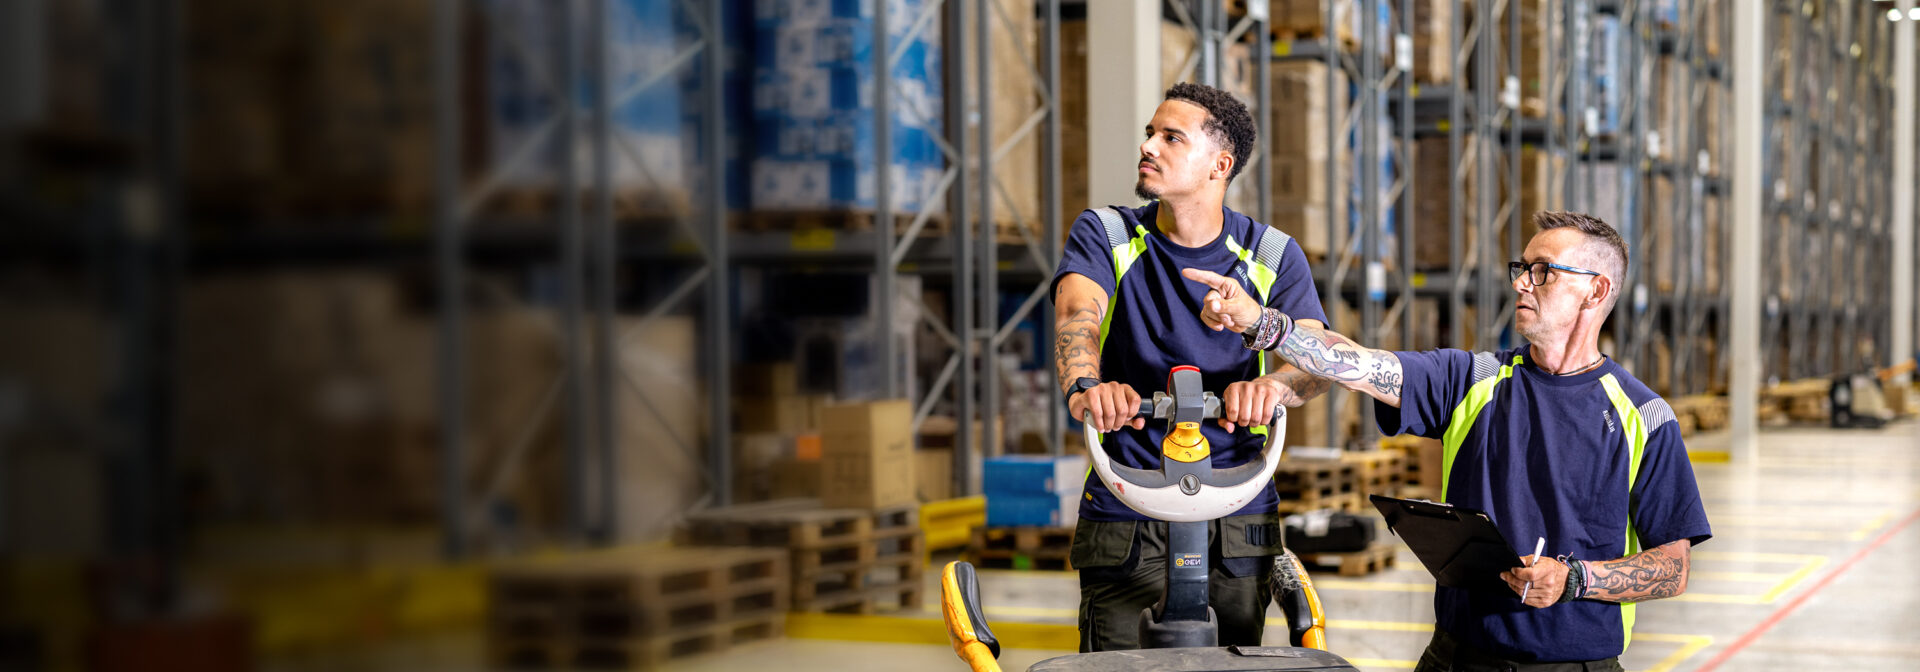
1437,355,1522,503
1097,225,1151,350
1598,373,1650,654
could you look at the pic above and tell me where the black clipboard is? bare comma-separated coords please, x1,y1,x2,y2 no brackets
1370,494,1525,590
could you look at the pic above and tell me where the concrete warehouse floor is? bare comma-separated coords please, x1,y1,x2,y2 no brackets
264,420,1920,672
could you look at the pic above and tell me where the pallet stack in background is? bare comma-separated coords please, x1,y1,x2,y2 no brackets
680,500,925,615
488,547,788,671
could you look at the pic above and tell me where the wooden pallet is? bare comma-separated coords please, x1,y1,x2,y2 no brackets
1301,543,1397,577
966,525,1075,571
793,553,925,604
680,500,875,548
1272,460,1358,512
489,612,784,671
680,499,920,548
489,547,787,638
1275,493,1362,516
792,581,926,615
1340,450,1405,498
789,528,924,577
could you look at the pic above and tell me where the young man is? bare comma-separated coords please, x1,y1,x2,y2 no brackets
1050,82,1329,652
1185,212,1712,670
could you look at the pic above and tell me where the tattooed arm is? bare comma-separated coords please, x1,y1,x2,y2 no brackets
1580,538,1693,603
1504,538,1692,608
1266,321,1409,409
1054,273,1146,431
1180,267,1405,408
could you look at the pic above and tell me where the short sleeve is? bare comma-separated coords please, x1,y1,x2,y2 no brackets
1267,238,1329,327
1372,349,1479,440
1050,210,1117,300
1627,419,1713,550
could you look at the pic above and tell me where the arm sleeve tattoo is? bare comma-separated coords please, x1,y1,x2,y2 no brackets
1267,320,1405,407
1579,539,1692,603
1054,303,1103,396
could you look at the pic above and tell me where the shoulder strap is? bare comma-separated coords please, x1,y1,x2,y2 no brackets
1094,207,1130,248
1251,224,1291,278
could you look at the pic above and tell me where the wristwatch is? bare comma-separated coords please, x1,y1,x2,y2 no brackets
1064,377,1102,406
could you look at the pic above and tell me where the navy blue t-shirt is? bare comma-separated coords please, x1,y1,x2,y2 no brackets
1050,202,1327,522
1377,346,1712,662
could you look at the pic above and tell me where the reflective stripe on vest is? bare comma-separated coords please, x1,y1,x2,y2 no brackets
1599,373,1660,653
1438,353,1515,503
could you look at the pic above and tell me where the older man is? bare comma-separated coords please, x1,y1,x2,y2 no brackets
1183,212,1711,671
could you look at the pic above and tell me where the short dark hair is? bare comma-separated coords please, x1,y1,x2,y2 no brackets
1164,82,1256,183
1532,211,1627,303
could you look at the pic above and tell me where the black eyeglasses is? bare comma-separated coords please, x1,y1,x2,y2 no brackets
1509,260,1602,286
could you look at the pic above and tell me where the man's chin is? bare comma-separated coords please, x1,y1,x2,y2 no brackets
1134,180,1159,202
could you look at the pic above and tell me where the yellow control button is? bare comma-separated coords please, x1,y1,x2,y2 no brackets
1162,421,1211,463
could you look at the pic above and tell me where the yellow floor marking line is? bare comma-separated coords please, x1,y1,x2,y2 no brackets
1634,633,1715,672
1755,555,1828,603
1342,658,1418,669
1847,511,1896,541
1686,450,1731,463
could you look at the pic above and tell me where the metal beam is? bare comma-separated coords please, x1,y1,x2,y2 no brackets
1728,0,1763,461
1893,0,1915,381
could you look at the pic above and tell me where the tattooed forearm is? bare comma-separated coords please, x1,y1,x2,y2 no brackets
1054,305,1103,395
1260,363,1330,407
1582,539,1691,603
1269,322,1405,407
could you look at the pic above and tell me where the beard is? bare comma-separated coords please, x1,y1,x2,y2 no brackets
1134,177,1159,201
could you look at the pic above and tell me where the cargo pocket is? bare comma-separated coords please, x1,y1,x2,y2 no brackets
1218,512,1286,578
1069,520,1138,583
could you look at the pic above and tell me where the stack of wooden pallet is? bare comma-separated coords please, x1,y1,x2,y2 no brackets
681,499,925,615
967,526,1075,571
1272,459,1360,514
1340,450,1406,499
488,546,787,670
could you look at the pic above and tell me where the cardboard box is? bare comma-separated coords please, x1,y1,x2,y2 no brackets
734,362,798,397
820,400,916,509
735,394,822,434
1409,0,1453,85
1269,204,1331,260
917,449,955,502
769,456,823,501
1286,390,1363,448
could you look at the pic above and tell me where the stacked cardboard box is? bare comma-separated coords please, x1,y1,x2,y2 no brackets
1652,56,1680,161
1265,60,1350,258
983,455,1088,528
820,400,917,510
1409,0,1454,85
748,0,945,212
970,0,1040,233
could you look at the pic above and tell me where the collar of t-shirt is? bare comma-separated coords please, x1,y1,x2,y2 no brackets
1513,346,1616,387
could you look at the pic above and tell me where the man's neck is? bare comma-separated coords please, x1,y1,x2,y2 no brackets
1527,321,1606,374
1153,195,1225,248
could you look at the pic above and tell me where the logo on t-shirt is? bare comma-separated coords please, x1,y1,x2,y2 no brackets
1603,408,1617,435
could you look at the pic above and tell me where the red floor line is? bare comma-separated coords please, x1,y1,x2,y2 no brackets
1693,506,1920,672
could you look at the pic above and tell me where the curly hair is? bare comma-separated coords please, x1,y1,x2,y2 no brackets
1164,82,1257,183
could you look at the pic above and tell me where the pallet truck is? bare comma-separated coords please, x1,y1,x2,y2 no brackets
940,366,1361,671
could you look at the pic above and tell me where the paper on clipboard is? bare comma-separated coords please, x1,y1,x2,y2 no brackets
1369,494,1527,591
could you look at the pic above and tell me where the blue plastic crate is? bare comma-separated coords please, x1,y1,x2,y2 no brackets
983,455,1088,496
986,493,1075,528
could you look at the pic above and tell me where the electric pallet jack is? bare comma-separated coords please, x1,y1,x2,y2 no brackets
940,366,1361,671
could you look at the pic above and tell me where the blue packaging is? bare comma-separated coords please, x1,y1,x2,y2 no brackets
986,492,1074,527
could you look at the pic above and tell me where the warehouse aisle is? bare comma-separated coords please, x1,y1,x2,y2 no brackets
261,420,1920,671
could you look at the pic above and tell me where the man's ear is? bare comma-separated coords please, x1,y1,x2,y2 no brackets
1214,151,1234,181
1590,275,1613,308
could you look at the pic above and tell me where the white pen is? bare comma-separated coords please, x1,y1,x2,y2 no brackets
1521,536,1547,601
